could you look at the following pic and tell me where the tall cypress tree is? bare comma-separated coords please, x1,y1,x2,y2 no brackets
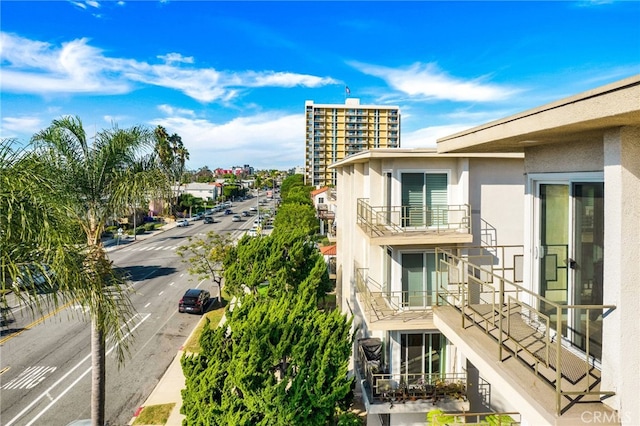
181,274,353,425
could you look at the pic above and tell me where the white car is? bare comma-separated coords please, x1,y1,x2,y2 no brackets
231,214,242,222
176,219,189,227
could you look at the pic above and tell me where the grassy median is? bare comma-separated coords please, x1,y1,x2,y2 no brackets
132,403,175,425
182,298,227,354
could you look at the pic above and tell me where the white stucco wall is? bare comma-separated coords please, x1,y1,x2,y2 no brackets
601,126,640,423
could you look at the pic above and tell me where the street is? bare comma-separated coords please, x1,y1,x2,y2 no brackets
0,196,268,426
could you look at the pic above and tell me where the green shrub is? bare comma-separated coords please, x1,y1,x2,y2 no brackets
143,223,155,231
486,414,516,425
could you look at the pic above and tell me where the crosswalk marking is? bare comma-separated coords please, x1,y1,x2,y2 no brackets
120,245,179,252
2,366,57,390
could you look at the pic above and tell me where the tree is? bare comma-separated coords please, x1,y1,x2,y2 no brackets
272,203,319,236
178,193,203,218
31,116,169,426
181,277,354,425
223,228,331,299
153,125,190,215
176,231,234,302
1,139,88,312
279,174,305,199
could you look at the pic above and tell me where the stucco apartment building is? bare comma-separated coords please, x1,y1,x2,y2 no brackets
332,75,639,426
305,98,400,188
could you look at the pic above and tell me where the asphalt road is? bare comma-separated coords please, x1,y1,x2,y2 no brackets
0,196,271,426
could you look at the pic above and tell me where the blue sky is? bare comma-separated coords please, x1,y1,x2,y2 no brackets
1,1,639,171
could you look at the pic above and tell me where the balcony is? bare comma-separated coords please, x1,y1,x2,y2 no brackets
356,338,469,414
430,411,521,425
357,199,472,246
433,247,618,424
354,268,435,330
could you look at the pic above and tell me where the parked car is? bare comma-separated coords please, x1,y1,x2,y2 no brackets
231,214,242,222
14,264,58,293
193,212,204,220
204,215,215,224
176,219,189,227
178,289,211,314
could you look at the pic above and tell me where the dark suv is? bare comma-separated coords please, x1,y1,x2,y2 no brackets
178,289,211,314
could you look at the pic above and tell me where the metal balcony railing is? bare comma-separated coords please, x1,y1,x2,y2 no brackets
430,411,521,426
357,342,467,405
357,198,471,237
355,268,437,325
434,246,616,415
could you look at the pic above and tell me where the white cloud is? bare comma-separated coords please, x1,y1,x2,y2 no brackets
351,61,519,102
1,116,44,139
69,1,87,10
69,0,100,10
0,32,338,103
149,112,304,169
103,115,129,124
401,124,477,149
158,53,194,64
0,33,131,94
248,71,338,88
157,104,196,117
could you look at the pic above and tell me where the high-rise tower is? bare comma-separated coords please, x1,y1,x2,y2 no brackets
305,98,400,187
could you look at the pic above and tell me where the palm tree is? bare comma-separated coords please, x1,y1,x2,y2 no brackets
1,139,87,312
31,116,170,426
153,126,189,216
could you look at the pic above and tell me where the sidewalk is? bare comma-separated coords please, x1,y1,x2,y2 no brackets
128,349,188,426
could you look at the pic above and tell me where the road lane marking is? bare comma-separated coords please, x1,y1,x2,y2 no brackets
0,366,10,375
0,301,75,344
2,366,57,390
158,291,164,296
169,282,175,286
144,303,151,308
5,313,151,426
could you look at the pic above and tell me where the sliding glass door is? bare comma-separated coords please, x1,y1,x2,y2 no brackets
401,172,448,227
401,252,440,308
536,180,604,360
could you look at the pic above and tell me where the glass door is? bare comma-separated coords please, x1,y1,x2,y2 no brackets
539,184,570,309
402,253,424,307
401,173,424,227
536,181,604,360
401,252,440,308
401,333,445,383
572,183,604,359
426,173,448,227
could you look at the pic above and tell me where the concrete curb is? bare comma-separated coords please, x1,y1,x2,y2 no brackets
128,307,211,425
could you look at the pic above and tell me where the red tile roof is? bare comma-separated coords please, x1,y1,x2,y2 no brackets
319,245,337,256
